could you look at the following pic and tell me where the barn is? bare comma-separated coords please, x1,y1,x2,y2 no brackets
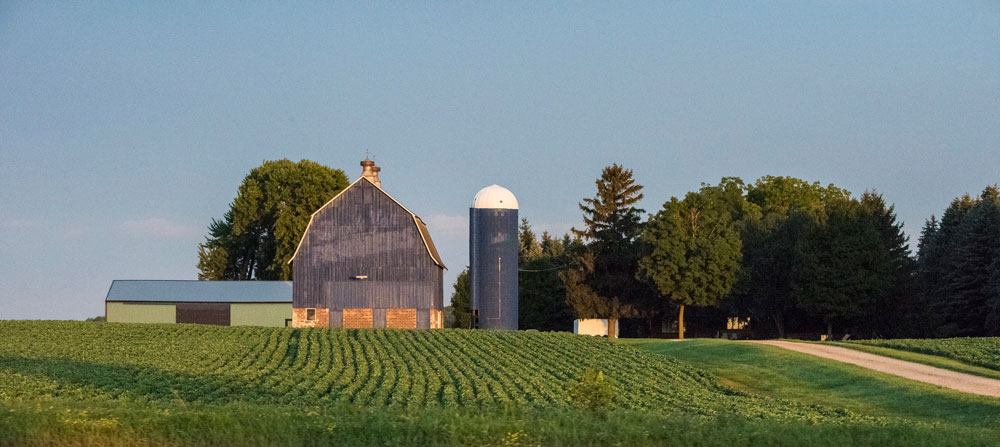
288,159,447,329
105,159,445,329
105,280,292,326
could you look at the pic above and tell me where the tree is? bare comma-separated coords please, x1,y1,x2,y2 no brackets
792,197,892,340
916,188,1000,337
638,186,743,339
916,215,944,334
859,191,918,337
448,268,472,329
518,218,543,263
942,186,1000,336
197,159,348,280
564,164,649,338
734,176,849,338
518,219,576,331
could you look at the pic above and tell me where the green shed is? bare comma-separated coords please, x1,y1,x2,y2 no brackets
105,280,292,327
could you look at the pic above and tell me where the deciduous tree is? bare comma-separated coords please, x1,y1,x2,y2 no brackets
638,186,742,339
197,159,348,280
734,176,849,338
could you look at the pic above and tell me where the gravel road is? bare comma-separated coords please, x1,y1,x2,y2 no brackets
749,340,1000,398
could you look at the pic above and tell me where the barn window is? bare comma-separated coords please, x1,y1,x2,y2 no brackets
306,308,316,321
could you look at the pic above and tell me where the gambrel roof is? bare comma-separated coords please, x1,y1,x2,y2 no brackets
289,176,446,269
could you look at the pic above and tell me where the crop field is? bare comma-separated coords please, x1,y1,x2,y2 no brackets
0,320,829,419
850,337,1000,371
2,321,999,446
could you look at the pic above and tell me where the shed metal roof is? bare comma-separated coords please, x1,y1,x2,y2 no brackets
106,280,292,303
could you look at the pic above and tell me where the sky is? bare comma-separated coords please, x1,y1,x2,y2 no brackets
1,2,998,320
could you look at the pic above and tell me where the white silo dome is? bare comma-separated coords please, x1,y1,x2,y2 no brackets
473,185,519,209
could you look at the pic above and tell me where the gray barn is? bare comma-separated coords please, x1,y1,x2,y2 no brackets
288,160,446,329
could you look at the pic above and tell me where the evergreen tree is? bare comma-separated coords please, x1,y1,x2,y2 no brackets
448,268,472,329
518,218,543,263
197,159,349,280
859,191,917,337
638,186,743,339
517,221,576,331
564,164,649,338
947,187,1000,335
915,215,943,333
792,197,892,339
931,194,978,336
916,188,1000,337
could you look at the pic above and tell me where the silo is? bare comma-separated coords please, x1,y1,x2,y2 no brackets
470,185,519,330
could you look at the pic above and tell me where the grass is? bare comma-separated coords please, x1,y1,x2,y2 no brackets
821,341,1000,381
3,398,999,447
847,337,1000,371
623,338,1000,429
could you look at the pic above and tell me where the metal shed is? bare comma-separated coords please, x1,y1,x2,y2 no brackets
105,280,292,327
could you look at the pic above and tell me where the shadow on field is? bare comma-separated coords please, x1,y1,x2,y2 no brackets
0,355,285,404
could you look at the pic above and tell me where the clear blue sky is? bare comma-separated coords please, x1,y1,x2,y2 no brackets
1,2,997,319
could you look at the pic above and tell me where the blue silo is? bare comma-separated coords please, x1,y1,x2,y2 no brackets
470,185,519,330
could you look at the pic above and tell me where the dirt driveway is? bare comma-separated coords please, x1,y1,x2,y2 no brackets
749,340,1000,398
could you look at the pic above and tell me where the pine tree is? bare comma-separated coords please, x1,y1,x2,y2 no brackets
914,215,943,335
518,218,543,263
859,191,917,337
793,198,892,339
933,194,979,336
947,187,1000,335
564,164,649,338
448,268,472,329
517,221,575,331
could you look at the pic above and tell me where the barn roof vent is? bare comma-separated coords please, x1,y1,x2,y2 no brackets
361,158,381,188
473,184,518,209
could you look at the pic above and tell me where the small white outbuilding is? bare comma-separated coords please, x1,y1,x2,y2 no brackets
573,319,619,337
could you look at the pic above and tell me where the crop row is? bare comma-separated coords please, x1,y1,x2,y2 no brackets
0,321,841,420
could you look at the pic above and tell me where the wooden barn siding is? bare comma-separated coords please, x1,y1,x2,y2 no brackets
176,303,231,326
293,180,444,311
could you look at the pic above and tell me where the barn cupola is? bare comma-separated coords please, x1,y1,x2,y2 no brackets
360,158,381,188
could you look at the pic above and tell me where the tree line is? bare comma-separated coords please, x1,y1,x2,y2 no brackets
451,165,997,339
197,159,998,339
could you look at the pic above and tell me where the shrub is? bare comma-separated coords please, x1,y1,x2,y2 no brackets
567,368,614,411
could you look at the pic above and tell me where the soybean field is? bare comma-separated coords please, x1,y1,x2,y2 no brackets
0,321,831,419
5,322,1000,446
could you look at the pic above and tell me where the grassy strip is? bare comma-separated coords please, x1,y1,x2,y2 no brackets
848,337,1000,371
623,339,1000,428
821,342,1000,381
2,398,999,447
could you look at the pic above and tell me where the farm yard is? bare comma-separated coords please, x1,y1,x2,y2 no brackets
2,321,1000,446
